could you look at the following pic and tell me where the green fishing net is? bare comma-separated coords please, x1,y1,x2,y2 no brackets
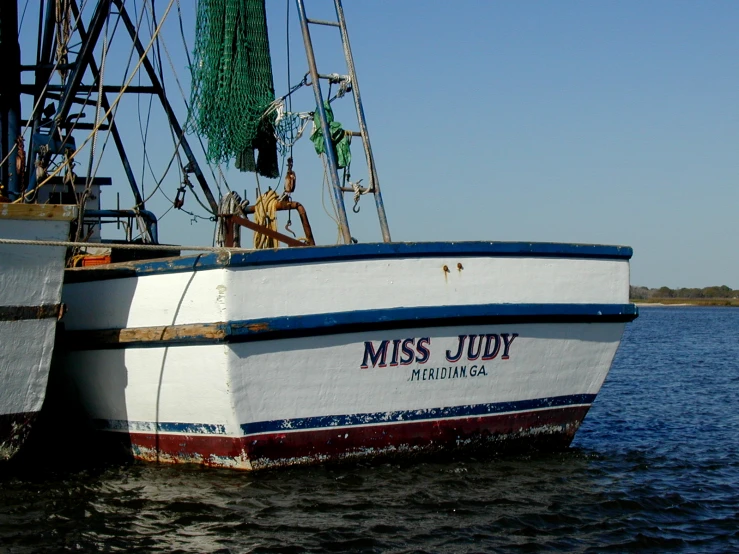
189,0,278,177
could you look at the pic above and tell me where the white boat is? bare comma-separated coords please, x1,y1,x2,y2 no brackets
11,0,637,470
57,242,636,469
0,204,76,461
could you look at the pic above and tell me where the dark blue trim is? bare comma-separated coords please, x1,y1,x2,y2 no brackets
64,241,633,283
93,395,595,438
63,303,638,349
226,303,638,342
241,394,596,436
94,419,226,435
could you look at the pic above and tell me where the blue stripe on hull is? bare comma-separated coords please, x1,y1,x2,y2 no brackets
93,394,596,438
240,394,597,436
65,241,633,282
96,419,227,435
64,303,637,349
226,303,637,342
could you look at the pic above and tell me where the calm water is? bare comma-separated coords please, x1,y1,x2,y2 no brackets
2,307,738,553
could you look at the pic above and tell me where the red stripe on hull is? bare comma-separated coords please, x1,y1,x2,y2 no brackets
117,406,591,470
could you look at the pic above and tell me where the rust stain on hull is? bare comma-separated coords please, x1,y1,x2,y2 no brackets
245,322,270,333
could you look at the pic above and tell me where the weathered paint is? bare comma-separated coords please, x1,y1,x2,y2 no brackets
65,323,228,349
62,304,637,349
57,318,626,470
55,244,634,470
0,304,63,321
61,255,632,332
92,404,590,470
0,204,77,221
63,241,633,283
0,207,75,461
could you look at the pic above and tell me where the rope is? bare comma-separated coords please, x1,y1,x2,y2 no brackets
351,179,366,213
326,73,351,102
252,188,279,249
133,206,154,244
154,9,231,197
286,0,292,157
18,0,31,34
215,191,248,247
319,154,342,243
75,9,111,245
55,0,72,84
174,0,231,196
0,237,254,253
72,2,146,211
150,0,188,201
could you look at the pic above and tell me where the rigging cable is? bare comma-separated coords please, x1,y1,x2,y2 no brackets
0,0,93,171
160,11,228,198
18,0,31,35
136,0,155,201
74,7,111,243
149,0,186,183
175,0,234,195
319,153,343,244
150,0,215,221
286,0,293,158
129,0,223,218
5,0,111,193
14,0,179,202
85,2,148,199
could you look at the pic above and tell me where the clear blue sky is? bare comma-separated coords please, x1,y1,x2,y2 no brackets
17,1,739,288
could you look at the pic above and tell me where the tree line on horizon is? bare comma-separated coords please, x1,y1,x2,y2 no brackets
630,285,738,300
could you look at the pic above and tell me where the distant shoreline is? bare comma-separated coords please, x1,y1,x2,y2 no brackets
631,299,739,307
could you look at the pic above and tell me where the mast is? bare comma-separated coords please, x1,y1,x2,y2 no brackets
296,0,392,243
333,0,391,243
0,0,22,199
25,0,58,201
296,0,352,244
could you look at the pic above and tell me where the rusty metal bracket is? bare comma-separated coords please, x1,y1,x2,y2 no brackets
221,201,315,249
244,201,315,246
222,215,303,248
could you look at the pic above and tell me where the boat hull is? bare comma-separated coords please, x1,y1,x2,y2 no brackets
56,242,636,470
0,204,75,461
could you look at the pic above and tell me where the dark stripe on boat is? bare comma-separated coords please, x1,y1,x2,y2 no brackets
240,394,597,437
243,405,590,470
97,420,227,435
64,241,634,283
60,303,637,349
0,304,62,322
92,394,596,437
100,405,590,470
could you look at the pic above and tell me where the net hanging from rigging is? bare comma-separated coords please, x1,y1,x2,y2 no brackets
188,0,278,177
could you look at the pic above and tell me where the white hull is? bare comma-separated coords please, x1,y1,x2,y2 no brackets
0,204,75,460
57,242,636,469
